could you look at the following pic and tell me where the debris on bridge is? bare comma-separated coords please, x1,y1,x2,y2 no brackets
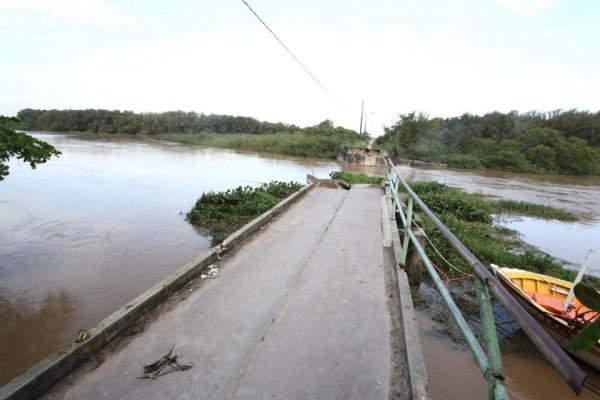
200,265,220,279
138,345,193,380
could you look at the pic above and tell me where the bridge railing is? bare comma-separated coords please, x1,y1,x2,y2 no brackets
385,159,586,399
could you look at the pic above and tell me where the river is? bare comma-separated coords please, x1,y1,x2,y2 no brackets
0,133,337,385
1,133,600,398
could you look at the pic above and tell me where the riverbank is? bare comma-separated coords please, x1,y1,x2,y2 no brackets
17,109,367,160
156,132,367,159
409,180,598,288
375,111,600,176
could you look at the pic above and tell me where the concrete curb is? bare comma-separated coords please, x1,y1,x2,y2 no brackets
0,182,315,400
383,194,430,400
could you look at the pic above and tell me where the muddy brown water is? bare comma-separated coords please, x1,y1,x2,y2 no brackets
1,134,600,398
0,133,337,385
417,310,600,399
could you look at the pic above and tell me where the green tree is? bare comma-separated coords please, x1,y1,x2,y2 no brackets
526,144,557,172
384,112,432,148
0,116,61,181
555,137,598,175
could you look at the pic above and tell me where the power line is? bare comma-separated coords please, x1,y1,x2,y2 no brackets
240,0,344,107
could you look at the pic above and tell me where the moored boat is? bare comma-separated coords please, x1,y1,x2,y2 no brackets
492,266,600,370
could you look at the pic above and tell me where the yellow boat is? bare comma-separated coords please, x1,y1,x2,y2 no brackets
492,266,600,370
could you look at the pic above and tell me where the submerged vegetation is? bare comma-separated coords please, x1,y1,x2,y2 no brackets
187,181,302,244
408,181,598,289
329,171,382,184
376,110,600,175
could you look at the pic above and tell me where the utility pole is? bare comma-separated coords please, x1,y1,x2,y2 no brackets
359,100,364,137
363,113,367,139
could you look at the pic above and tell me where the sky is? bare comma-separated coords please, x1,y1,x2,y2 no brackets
1,0,599,135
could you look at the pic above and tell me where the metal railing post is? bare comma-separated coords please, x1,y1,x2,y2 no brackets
476,278,507,400
383,158,589,398
385,158,585,394
400,196,413,266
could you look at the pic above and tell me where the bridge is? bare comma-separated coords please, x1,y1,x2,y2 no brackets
0,161,588,400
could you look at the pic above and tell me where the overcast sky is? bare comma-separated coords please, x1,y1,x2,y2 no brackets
1,0,599,134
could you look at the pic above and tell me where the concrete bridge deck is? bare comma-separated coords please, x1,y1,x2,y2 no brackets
42,186,424,400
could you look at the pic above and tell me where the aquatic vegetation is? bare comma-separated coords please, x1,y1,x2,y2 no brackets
409,181,598,288
187,181,302,244
493,199,578,221
410,181,493,223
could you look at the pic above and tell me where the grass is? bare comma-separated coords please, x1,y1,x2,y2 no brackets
410,181,579,223
493,199,578,221
187,181,302,244
158,132,368,159
329,171,382,184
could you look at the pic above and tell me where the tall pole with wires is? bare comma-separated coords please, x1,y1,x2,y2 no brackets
363,112,368,139
359,100,364,138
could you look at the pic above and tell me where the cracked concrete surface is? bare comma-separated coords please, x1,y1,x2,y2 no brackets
47,187,399,400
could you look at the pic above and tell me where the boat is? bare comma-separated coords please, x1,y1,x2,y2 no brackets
492,265,600,370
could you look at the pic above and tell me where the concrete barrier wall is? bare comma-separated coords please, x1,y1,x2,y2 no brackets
0,183,315,400
337,148,390,166
382,193,430,400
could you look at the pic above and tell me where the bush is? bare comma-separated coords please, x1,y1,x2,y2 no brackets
411,181,493,223
441,154,483,169
188,181,302,243
525,144,558,172
483,149,532,171
555,137,599,175
410,180,596,287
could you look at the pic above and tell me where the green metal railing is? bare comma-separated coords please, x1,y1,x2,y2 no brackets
385,159,586,399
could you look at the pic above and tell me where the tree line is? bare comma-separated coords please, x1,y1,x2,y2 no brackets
376,110,600,175
16,109,357,138
17,109,296,135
